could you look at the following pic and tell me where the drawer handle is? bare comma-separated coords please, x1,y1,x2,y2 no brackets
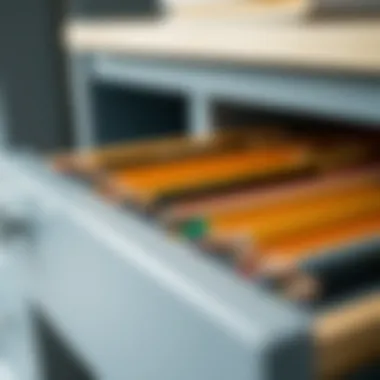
0,202,33,243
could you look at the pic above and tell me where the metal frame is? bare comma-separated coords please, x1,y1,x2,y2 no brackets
0,164,41,380
61,50,380,379
69,52,380,148
2,18,379,377
1,153,312,380
3,150,380,379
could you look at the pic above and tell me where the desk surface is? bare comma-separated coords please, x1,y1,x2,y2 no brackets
65,17,380,73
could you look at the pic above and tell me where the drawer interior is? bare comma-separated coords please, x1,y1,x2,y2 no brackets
52,116,380,380
303,244,380,312
92,81,187,145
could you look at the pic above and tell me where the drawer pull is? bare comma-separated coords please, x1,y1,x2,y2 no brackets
0,202,33,243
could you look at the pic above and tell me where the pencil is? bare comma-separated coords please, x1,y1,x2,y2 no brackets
52,126,288,179
240,213,380,275
102,142,312,211
163,163,380,228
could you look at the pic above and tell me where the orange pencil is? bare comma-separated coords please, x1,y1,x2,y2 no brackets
52,126,288,178
199,186,380,273
102,143,312,209
161,163,380,225
240,213,380,275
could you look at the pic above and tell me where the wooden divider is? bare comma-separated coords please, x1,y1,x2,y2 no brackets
315,293,380,379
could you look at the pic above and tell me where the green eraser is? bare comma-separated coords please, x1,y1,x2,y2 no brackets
180,218,208,240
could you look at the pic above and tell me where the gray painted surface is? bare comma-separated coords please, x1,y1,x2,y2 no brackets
68,0,161,18
68,55,97,149
0,167,41,380
0,250,41,380
94,55,380,127
0,0,71,153
69,54,187,149
2,154,312,380
0,86,8,149
69,52,380,149
189,92,213,136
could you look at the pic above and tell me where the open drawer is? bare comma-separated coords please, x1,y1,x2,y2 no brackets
47,125,380,379
304,243,380,379
1,131,378,380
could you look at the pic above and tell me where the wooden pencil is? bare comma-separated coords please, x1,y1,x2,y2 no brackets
161,163,380,227
101,142,313,211
192,183,380,241
196,186,380,273
262,215,380,261
240,213,380,275
51,126,288,179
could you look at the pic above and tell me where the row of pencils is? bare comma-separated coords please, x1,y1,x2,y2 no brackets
53,126,380,302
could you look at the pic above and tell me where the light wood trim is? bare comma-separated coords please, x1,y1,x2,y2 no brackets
64,18,380,72
166,0,310,20
315,294,380,379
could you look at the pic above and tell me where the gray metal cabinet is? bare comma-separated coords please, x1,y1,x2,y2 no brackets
0,167,40,380
2,46,379,380
2,155,312,380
